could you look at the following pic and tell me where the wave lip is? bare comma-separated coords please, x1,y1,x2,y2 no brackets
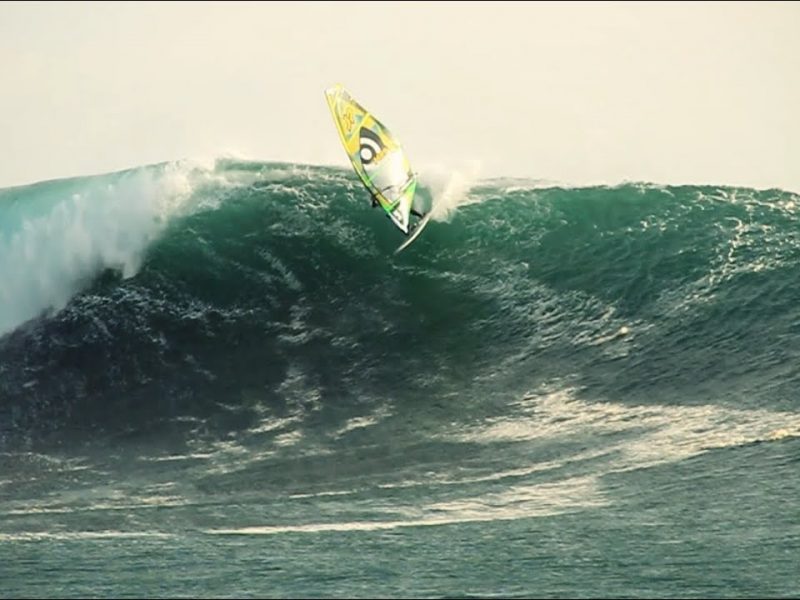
0,161,210,337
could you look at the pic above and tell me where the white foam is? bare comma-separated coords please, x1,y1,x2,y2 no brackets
0,161,207,336
417,161,482,222
453,387,800,474
204,475,603,537
334,406,393,438
0,530,174,542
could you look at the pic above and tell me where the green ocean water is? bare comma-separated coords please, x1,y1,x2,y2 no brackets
1,160,798,598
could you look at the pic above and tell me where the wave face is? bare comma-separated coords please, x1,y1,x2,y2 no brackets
1,159,799,448
3,160,800,598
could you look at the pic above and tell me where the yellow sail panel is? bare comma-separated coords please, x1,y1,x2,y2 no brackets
325,84,415,234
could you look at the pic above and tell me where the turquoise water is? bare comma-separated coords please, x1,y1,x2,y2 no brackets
1,160,798,597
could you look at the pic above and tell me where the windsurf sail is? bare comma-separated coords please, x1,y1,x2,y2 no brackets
325,84,420,235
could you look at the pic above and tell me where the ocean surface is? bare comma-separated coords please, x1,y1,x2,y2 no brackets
1,159,798,598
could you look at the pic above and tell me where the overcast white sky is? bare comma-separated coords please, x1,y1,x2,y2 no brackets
1,1,798,192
